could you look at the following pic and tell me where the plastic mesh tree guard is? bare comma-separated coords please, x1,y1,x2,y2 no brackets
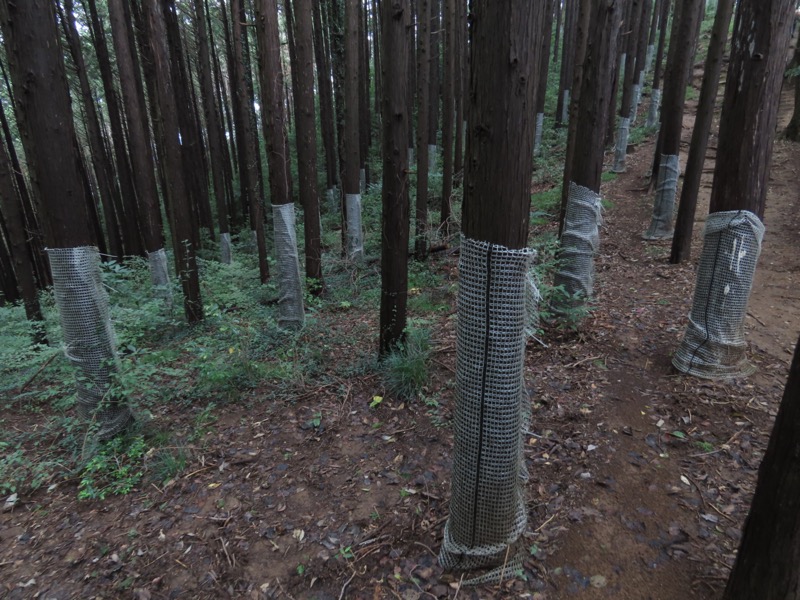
643,153,680,240
359,168,366,195
220,232,232,265
428,145,437,171
48,247,133,439
561,89,570,124
552,183,603,308
646,88,662,128
325,188,337,213
439,236,536,583
613,117,631,173
147,247,172,302
673,210,765,379
345,193,364,260
645,44,655,75
533,113,545,157
631,85,641,121
272,203,305,329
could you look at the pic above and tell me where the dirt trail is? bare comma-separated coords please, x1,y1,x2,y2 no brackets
543,70,800,599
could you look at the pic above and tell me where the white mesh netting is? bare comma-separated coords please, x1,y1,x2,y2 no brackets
644,153,680,240
428,145,437,171
645,44,655,76
646,88,662,128
673,210,765,379
345,193,364,260
633,75,644,122
325,188,337,213
439,236,536,584
359,168,366,195
272,203,305,330
533,113,545,157
220,232,232,265
48,246,133,439
147,247,172,303
613,117,631,173
561,89,570,124
552,183,603,308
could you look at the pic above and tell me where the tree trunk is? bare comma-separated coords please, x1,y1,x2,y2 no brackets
786,44,800,141
415,0,431,259
108,0,169,270
230,0,269,282
643,0,702,239
344,0,364,258
1,0,132,436
378,0,410,357
442,0,542,578
440,0,455,233
428,0,440,156
669,0,733,263
142,0,204,323
0,218,18,304
724,335,800,598
313,0,339,192
452,0,466,179
556,0,578,126
59,0,124,262
84,0,144,258
0,118,44,333
288,0,324,292
534,0,556,156
406,0,416,163
194,0,232,262
645,0,671,128
359,0,371,187
255,0,306,328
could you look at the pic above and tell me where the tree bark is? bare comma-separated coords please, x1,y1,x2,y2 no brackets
108,0,167,258
724,335,800,598
461,2,541,247
142,0,204,323
313,0,339,191
287,0,324,288
428,0,440,151
344,0,362,197
193,0,232,253
440,0,455,233
59,0,124,261
379,0,410,356
230,0,269,282
84,0,144,257
707,0,794,219
669,0,733,263
415,0,431,259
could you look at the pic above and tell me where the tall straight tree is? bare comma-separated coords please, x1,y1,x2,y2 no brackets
312,0,339,201
58,0,124,262
415,0,432,258
643,0,702,239
645,0,671,127
230,0,269,282
0,123,44,337
673,0,793,379
440,0,543,580
1,0,132,437
428,0,441,163
142,0,204,323
108,0,172,296
84,0,144,258
534,0,556,156
344,0,364,258
669,0,734,263
554,0,620,315
255,0,305,328
378,0,410,356
612,0,643,173
193,0,232,263
556,0,578,126
288,0,324,291
440,0,455,232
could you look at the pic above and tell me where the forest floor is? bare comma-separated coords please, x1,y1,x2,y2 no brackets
2,59,799,600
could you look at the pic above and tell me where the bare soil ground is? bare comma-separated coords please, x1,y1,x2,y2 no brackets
2,71,798,600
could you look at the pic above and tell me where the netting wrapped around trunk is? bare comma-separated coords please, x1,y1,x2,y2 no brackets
345,193,364,260
48,246,133,439
646,88,662,128
220,232,232,265
272,203,305,330
673,210,764,379
439,237,536,584
147,247,172,302
645,44,655,75
644,153,680,240
561,89,570,124
428,145,438,171
552,183,603,307
613,117,631,173
533,113,544,157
